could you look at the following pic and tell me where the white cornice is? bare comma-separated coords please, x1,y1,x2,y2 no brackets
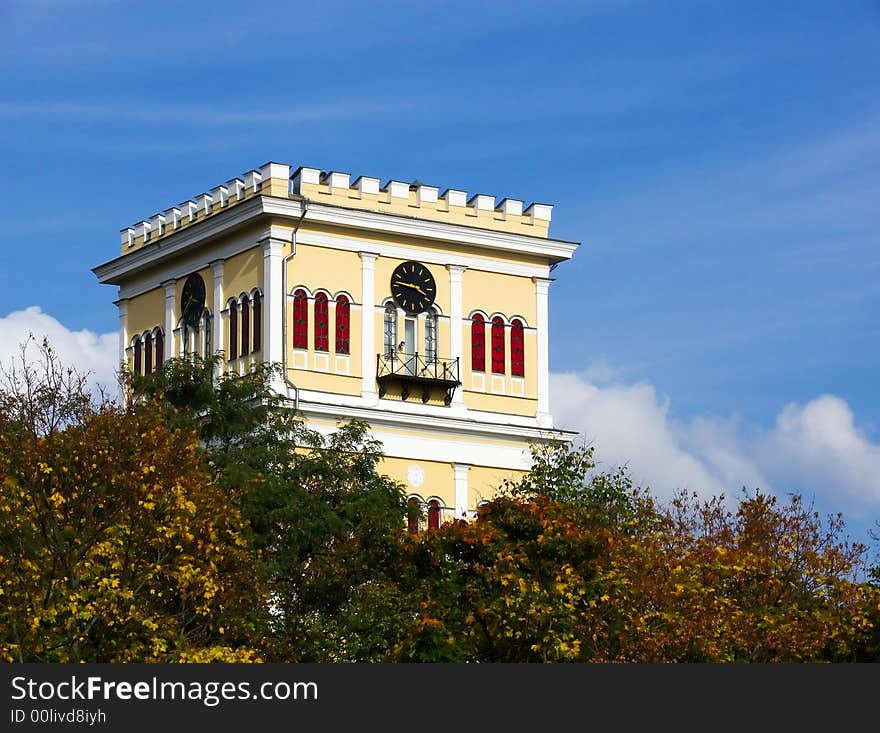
296,392,575,444
265,198,580,264
94,195,579,287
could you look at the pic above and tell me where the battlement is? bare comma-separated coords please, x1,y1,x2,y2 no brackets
119,162,554,254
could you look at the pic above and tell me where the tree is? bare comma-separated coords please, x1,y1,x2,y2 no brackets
132,355,412,662
0,342,258,662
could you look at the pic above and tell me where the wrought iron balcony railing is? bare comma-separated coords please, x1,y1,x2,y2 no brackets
376,352,461,405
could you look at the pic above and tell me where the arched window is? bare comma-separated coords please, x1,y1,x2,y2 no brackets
229,300,239,360
471,314,486,372
383,303,397,358
335,295,350,354
203,312,212,356
491,317,505,374
241,295,250,355
133,337,142,375
407,497,421,534
155,329,164,369
424,311,437,362
144,332,153,375
427,499,441,530
293,289,308,349
314,292,329,351
511,319,524,377
252,292,261,352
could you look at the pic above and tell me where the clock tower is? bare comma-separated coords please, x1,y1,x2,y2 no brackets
93,163,579,524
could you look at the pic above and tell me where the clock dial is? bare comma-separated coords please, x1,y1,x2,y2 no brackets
390,261,436,314
180,273,206,327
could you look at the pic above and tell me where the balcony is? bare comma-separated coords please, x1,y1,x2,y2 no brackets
376,352,461,405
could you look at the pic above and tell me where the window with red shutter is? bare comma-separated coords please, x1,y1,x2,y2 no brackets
314,292,329,351
252,293,261,352
133,338,142,375
427,499,441,530
471,314,486,372
335,295,350,354
155,330,164,368
511,319,524,377
491,316,505,374
144,332,153,375
229,301,239,359
293,290,308,349
407,497,421,534
241,295,250,355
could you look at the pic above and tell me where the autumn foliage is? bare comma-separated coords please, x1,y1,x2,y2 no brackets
1,340,878,662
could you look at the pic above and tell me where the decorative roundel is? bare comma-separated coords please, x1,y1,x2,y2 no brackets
390,260,436,314
406,464,425,488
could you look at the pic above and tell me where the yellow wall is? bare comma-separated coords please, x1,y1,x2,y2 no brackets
223,246,263,302
468,465,526,507
462,269,535,324
126,286,164,339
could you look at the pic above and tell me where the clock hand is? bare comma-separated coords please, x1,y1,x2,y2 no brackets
400,282,427,296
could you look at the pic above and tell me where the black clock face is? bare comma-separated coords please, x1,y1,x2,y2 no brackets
180,273,206,327
390,261,436,314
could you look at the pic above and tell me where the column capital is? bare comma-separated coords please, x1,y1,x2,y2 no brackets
532,276,554,293
161,279,176,297
114,298,129,311
359,251,379,266
446,263,468,275
260,236,286,257
209,258,225,272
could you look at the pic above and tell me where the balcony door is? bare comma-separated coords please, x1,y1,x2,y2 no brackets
404,317,416,375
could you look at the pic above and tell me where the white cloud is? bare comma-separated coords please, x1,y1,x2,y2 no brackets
550,368,880,520
0,306,118,398
759,396,880,512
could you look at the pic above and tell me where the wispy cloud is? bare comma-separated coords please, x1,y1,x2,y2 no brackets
0,98,423,127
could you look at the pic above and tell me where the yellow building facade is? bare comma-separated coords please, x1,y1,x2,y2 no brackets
93,162,579,525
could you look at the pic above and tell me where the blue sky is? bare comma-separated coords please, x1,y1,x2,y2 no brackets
1,1,878,552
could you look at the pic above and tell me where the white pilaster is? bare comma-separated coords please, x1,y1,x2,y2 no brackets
453,463,470,519
261,238,285,385
447,264,467,406
162,279,176,360
210,259,225,367
534,277,552,426
359,252,379,402
116,297,128,369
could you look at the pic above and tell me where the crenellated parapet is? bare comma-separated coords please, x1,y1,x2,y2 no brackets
119,161,554,254
290,167,552,238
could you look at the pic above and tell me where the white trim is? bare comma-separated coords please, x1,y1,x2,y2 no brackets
294,229,551,280
359,252,378,400
162,279,176,361
453,463,470,519
116,298,128,367
94,195,577,287
261,237,285,377
210,260,224,366
295,388,574,440
534,276,551,426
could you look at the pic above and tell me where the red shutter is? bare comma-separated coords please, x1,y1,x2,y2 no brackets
144,332,153,375
491,317,505,374
229,301,239,359
427,499,441,530
335,295,350,354
293,290,308,349
314,293,329,351
133,338,142,375
511,319,524,377
155,330,164,368
252,293,261,352
471,314,485,372
241,296,250,355
408,497,421,534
